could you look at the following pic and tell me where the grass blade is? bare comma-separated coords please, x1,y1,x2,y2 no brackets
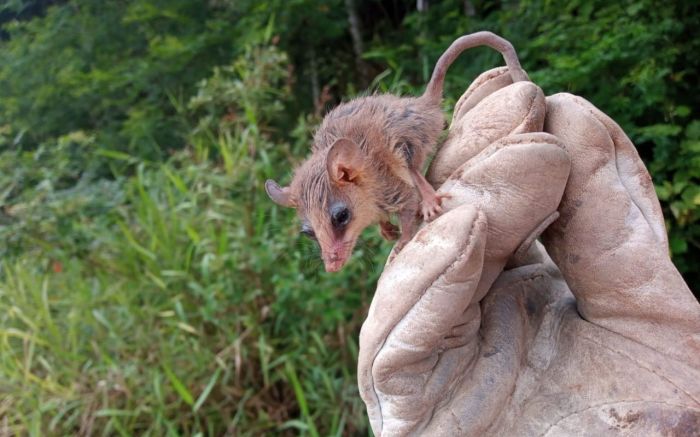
285,361,319,437
162,364,193,406
193,368,220,413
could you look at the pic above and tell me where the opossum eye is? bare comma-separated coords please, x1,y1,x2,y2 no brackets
330,203,351,229
300,225,316,240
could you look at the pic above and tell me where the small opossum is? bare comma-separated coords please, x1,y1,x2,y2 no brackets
266,31,528,272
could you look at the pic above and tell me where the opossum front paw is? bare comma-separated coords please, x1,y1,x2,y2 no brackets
421,192,450,222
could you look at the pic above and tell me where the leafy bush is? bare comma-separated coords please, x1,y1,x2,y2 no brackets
507,0,700,284
0,0,263,160
0,44,386,434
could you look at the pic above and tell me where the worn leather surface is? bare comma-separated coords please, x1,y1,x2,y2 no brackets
357,67,700,436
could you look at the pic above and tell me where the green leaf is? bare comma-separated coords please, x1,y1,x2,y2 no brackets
193,368,221,413
96,149,135,161
163,165,189,194
673,105,691,118
686,120,700,140
285,360,319,437
655,183,671,201
94,409,138,417
163,363,194,406
669,234,688,255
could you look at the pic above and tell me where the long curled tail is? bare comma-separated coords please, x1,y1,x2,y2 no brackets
423,31,528,103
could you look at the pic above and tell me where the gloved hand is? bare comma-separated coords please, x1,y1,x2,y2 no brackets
357,67,700,436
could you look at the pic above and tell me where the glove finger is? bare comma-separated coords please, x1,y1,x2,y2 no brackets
439,132,570,301
358,204,487,436
428,79,546,186
542,93,700,364
452,66,513,122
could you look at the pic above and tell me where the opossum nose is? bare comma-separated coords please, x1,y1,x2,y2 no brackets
323,250,348,272
324,260,341,272
324,257,345,272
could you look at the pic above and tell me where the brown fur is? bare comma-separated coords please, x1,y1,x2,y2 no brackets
297,94,443,215
265,31,528,272
286,94,443,271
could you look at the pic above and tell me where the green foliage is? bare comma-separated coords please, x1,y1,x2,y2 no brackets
506,0,700,283
0,44,382,434
650,120,700,273
0,0,268,159
371,0,700,283
187,46,291,139
0,0,698,434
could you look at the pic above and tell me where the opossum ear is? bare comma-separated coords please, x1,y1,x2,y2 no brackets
326,138,363,185
265,179,296,208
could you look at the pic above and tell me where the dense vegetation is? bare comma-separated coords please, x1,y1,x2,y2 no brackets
0,0,697,434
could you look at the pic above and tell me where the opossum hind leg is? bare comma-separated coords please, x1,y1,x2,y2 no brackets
409,167,450,222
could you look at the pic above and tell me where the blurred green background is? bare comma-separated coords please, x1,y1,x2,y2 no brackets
0,0,697,435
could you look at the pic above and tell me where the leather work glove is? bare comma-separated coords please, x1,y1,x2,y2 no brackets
357,67,700,436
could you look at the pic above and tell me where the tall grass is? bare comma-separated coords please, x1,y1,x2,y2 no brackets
0,46,387,435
